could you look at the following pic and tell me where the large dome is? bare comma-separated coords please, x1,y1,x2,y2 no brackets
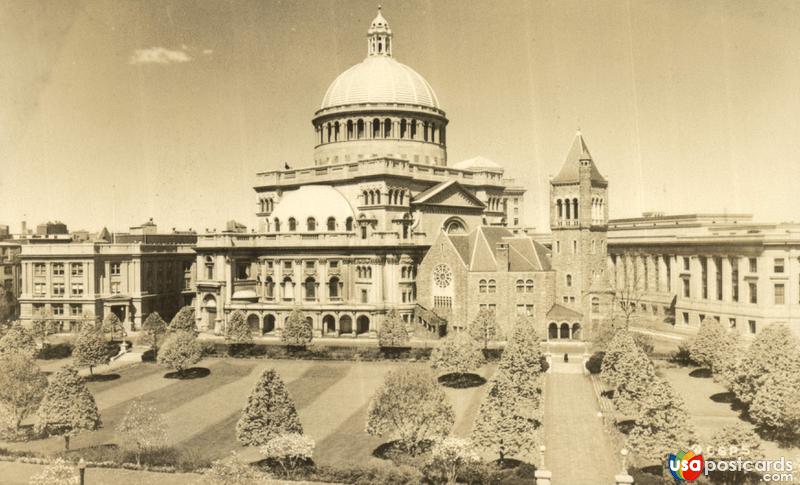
320,56,440,110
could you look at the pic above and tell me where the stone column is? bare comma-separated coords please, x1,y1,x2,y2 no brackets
722,257,732,302
318,259,328,304
708,257,718,302
690,256,702,301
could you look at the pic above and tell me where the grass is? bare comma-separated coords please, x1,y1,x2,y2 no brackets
2,358,494,470
661,365,800,462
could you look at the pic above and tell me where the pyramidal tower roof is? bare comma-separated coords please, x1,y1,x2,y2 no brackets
551,131,607,185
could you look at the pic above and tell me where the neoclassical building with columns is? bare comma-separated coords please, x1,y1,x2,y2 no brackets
193,9,527,337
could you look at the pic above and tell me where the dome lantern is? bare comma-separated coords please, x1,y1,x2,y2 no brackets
367,7,392,57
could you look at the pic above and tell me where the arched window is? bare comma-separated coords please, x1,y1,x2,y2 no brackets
204,256,214,280
557,200,563,220
327,217,336,231
304,277,316,300
526,279,534,292
516,279,524,293
384,118,392,138
431,124,437,143
399,191,405,205
273,218,280,232
423,121,429,141
400,119,407,138
573,198,579,220
265,277,274,299
282,276,294,300
488,279,497,293
443,217,466,234
410,120,417,139
361,225,368,239
288,217,297,232
479,279,487,293
334,121,340,141
591,297,600,313
372,118,381,138
565,200,571,220
566,274,573,287
345,217,354,231
347,120,354,140
307,217,316,231
357,119,365,139
376,191,381,204
329,277,340,299
369,191,375,205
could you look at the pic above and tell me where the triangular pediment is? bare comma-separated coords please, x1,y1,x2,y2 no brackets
412,180,485,209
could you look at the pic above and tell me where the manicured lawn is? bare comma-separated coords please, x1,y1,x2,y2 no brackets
2,358,495,468
660,365,800,462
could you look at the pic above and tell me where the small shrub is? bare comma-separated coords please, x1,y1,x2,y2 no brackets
585,351,605,374
670,344,694,366
28,458,78,485
259,433,314,478
313,462,422,485
37,343,73,360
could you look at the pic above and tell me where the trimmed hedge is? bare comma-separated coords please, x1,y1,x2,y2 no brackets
585,351,605,374
37,343,73,360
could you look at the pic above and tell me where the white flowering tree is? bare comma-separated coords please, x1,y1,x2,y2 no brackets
259,433,315,478
116,399,167,465
427,437,480,485
28,458,78,485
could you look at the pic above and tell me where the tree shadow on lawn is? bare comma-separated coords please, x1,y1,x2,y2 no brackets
438,372,487,389
372,439,433,467
616,419,636,435
164,367,211,380
709,391,748,413
85,373,121,383
59,443,121,462
689,368,712,378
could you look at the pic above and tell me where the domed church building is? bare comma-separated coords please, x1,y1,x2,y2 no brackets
193,10,612,340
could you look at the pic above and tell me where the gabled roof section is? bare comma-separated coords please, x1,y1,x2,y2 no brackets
546,303,583,320
412,180,486,208
551,132,607,185
442,226,551,272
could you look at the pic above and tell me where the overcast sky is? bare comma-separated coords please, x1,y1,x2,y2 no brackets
2,0,799,233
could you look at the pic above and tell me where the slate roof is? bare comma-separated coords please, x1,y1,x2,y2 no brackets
552,132,607,185
546,303,584,320
443,226,552,272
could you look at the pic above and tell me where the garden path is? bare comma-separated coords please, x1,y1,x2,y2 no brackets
544,372,620,484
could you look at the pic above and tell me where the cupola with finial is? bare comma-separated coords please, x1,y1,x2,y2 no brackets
367,6,392,56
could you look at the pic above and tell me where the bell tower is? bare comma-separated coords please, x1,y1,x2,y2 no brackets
549,132,611,333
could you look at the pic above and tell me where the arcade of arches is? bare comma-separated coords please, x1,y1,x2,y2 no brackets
548,322,582,340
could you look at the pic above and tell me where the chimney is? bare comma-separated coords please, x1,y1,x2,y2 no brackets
20,220,26,235
496,243,510,271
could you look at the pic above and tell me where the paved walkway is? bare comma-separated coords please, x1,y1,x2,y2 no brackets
544,371,620,484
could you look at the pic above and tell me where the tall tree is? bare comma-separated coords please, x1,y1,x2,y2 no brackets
0,353,48,432
0,287,16,328
116,399,167,466
236,368,303,446
366,366,455,455
169,305,197,334
748,370,800,443
626,378,695,468
467,307,497,350
612,347,658,418
430,331,485,378
690,317,736,372
281,309,312,347
377,309,410,348
600,329,639,388
31,308,55,347
72,326,109,375
142,312,168,352
472,375,541,463
157,331,203,377
35,367,101,450
731,323,800,404
0,322,37,358
496,316,545,400
225,310,253,343
705,424,764,485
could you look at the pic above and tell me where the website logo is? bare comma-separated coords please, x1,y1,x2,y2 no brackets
667,450,704,482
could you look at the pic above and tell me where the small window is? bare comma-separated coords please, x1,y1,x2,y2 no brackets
729,318,736,329
515,279,524,293
111,262,121,276
361,289,369,303
749,258,757,273
288,218,297,231
591,297,600,313
307,217,316,231
329,260,339,269
52,263,64,276
774,258,785,273
487,280,497,293
327,217,336,231
305,261,315,270
683,257,690,271
479,279,487,293
71,263,83,276
525,279,534,292
748,320,757,334
283,261,293,270
749,282,758,304
565,274,572,287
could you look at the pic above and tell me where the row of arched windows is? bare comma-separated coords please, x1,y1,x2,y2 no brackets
263,276,343,300
515,279,535,292
486,196,504,212
259,198,275,214
556,198,579,221
356,265,373,279
272,216,354,233
591,197,605,223
478,279,497,293
317,118,445,145
400,265,415,279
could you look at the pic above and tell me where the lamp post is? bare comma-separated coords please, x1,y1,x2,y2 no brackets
620,448,629,473
78,458,86,485
539,445,546,469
